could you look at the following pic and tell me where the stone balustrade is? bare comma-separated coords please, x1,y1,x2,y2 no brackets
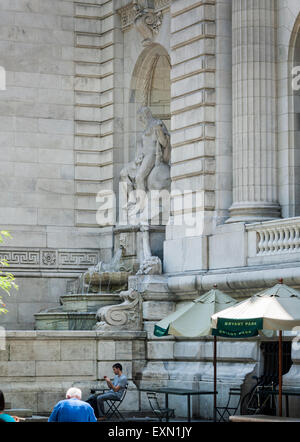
247,217,300,265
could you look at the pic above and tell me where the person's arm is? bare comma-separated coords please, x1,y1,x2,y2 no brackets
88,407,97,422
104,376,121,393
11,415,23,422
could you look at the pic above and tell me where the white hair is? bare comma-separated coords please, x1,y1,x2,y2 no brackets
66,387,82,399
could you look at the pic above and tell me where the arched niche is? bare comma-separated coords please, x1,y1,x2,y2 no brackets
125,43,171,165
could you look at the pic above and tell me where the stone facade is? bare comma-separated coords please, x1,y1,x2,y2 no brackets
1,0,300,420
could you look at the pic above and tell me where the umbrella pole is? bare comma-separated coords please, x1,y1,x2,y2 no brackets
279,330,283,417
214,336,217,422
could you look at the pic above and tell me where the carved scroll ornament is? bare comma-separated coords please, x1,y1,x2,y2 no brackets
95,288,142,331
133,0,163,46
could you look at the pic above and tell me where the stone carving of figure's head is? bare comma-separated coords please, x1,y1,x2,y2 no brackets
137,106,153,126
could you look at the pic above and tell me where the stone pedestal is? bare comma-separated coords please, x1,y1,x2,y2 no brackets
227,0,281,223
114,225,165,273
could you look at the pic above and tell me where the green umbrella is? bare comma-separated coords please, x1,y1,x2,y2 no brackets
154,288,237,420
154,289,237,337
211,282,300,417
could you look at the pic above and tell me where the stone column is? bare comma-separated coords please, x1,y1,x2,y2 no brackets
227,0,281,223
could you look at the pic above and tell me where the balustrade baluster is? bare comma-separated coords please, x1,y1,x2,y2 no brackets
295,227,300,251
288,227,295,252
257,231,264,255
283,227,290,252
262,230,269,255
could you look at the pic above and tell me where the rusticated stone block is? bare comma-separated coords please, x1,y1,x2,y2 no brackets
142,301,175,321
36,361,95,377
61,340,96,361
147,342,174,360
0,361,35,377
97,341,116,361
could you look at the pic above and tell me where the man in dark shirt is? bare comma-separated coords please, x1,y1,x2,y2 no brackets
48,387,97,422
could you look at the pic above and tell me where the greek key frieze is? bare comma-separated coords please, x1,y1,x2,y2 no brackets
58,252,99,267
0,250,40,266
0,249,100,269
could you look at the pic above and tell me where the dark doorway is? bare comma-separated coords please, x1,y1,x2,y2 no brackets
260,341,292,385
259,341,292,415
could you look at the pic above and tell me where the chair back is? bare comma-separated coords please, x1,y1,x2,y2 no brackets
146,392,161,415
119,384,128,403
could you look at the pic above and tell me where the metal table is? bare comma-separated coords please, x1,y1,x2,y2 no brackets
139,387,216,422
267,389,300,417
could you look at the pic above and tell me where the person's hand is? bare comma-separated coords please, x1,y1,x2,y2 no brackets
12,415,21,422
105,376,111,382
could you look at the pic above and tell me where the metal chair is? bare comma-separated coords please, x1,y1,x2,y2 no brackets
104,385,128,420
216,387,241,422
146,392,175,422
89,385,128,421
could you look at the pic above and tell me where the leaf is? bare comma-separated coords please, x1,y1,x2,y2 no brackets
0,231,12,238
0,230,16,315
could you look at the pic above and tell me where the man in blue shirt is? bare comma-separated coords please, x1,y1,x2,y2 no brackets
86,363,128,421
48,387,97,422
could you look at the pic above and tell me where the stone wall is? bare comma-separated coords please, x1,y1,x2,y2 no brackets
163,0,216,273
0,0,75,229
0,330,146,415
0,0,116,327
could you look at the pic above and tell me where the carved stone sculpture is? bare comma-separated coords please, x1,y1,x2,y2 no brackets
94,288,142,331
119,106,171,223
133,0,163,46
137,224,162,275
137,255,162,275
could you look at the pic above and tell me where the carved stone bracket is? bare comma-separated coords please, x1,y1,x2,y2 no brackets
118,0,170,36
94,288,143,331
133,1,163,46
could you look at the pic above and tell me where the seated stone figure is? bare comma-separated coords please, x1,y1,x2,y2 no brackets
119,106,171,216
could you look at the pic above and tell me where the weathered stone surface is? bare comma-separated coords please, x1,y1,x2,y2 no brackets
60,340,96,361
142,301,175,321
36,361,95,377
147,342,174,360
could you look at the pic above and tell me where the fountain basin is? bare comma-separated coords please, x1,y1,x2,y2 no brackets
34,310,97,330
60,293,121,312
34,293,122,330
84,271,130,292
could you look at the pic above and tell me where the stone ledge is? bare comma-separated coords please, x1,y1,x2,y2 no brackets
167,264,300,295
5,331,147,340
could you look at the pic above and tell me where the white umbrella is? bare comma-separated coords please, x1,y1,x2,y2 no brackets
211,282,300,416
154,288,237,420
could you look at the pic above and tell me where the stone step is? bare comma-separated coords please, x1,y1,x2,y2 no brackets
5,408,33,418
